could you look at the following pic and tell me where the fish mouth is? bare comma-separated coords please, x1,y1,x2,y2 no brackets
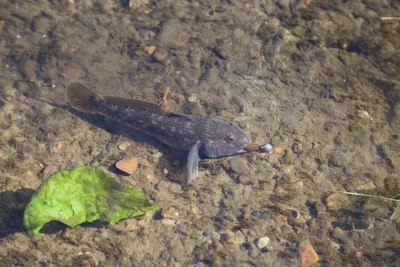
243,143,259,152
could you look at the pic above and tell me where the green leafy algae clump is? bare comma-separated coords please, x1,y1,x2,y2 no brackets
23,166,159,236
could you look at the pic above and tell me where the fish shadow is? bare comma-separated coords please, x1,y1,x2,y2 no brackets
0,188,35,238
36,99,188,184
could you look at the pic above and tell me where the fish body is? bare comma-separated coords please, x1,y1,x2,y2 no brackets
66,82,251,183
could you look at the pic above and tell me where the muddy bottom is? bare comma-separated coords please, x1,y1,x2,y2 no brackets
0,0,400,266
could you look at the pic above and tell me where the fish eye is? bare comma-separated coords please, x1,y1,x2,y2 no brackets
227,133,236,142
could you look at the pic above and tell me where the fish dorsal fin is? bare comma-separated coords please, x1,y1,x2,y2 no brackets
103,96,166,114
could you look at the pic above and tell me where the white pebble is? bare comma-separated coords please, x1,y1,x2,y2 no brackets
256,236,270,249
118,142,130,150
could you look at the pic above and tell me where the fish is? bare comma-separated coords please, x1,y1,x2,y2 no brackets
66,82,252,183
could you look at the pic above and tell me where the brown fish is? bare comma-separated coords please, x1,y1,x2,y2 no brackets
66,82,252,183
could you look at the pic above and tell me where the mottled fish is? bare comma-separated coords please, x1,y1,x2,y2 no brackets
66,82,252,183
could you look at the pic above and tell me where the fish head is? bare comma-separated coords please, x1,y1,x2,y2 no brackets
201,122,251,158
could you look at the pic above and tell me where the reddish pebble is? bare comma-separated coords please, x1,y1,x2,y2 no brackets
299,241,319,267
116,157,138,175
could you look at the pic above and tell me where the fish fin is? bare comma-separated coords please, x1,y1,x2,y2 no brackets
66,82,102,113
103,96,166,114
187,140,202,184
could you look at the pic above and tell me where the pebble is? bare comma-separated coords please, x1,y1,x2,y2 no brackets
299,241,319,267
186,98,205,116
202,231,211,237
118,142,130,151
229,158,248,174
292,142,303,154
255,236,270,249
177,77,188,89
144,45,156,55
188,94,197,102
220,230,245,245
356,110,373,121
326,192,352,211
56,142,63,153
160,206,179,219
177,94,186,105
162,219,177,226
390,205,400,223
190,206,199,215
273,147,282,153
41,165,58,179
168,237,186,262
116,157,138,174
355,181,376,191
152,48,170,65
129,0,149,9
211,231,221,242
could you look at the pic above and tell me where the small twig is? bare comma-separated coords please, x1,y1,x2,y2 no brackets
160,87,170,110
162,87,170,103
337,191,400,202
381,17,400,20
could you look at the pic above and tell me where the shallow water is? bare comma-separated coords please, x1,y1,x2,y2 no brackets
0,0,399,266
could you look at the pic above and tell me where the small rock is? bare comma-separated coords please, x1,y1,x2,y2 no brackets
355,181,376,191
129,0,149,9
255,236,270,249
190,206,199,215
161,206,179,219
168,237,186,262
229,158,248,174
390,205,400,223
299,241,319,267
145,174,153,181
202,231,211,237
177,77,188,89
152,48,170,65
292,142,303,154
356,110,373,121
151,152,162,163
116,157,138,174
56,143,63,153
41,165,58,179
118,142,131,151
211,231,221,242
188,94,197,102
273,147,282,153
177,94,186,105
162,219,177,226
326,192,353,211
144,45,156,55
220,230,244,245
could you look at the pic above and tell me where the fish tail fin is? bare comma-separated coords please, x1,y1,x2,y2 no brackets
66,82,103,113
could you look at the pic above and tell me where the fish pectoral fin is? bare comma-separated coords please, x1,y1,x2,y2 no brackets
187,140,202,184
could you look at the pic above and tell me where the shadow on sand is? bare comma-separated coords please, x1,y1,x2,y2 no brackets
0,188,35,238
